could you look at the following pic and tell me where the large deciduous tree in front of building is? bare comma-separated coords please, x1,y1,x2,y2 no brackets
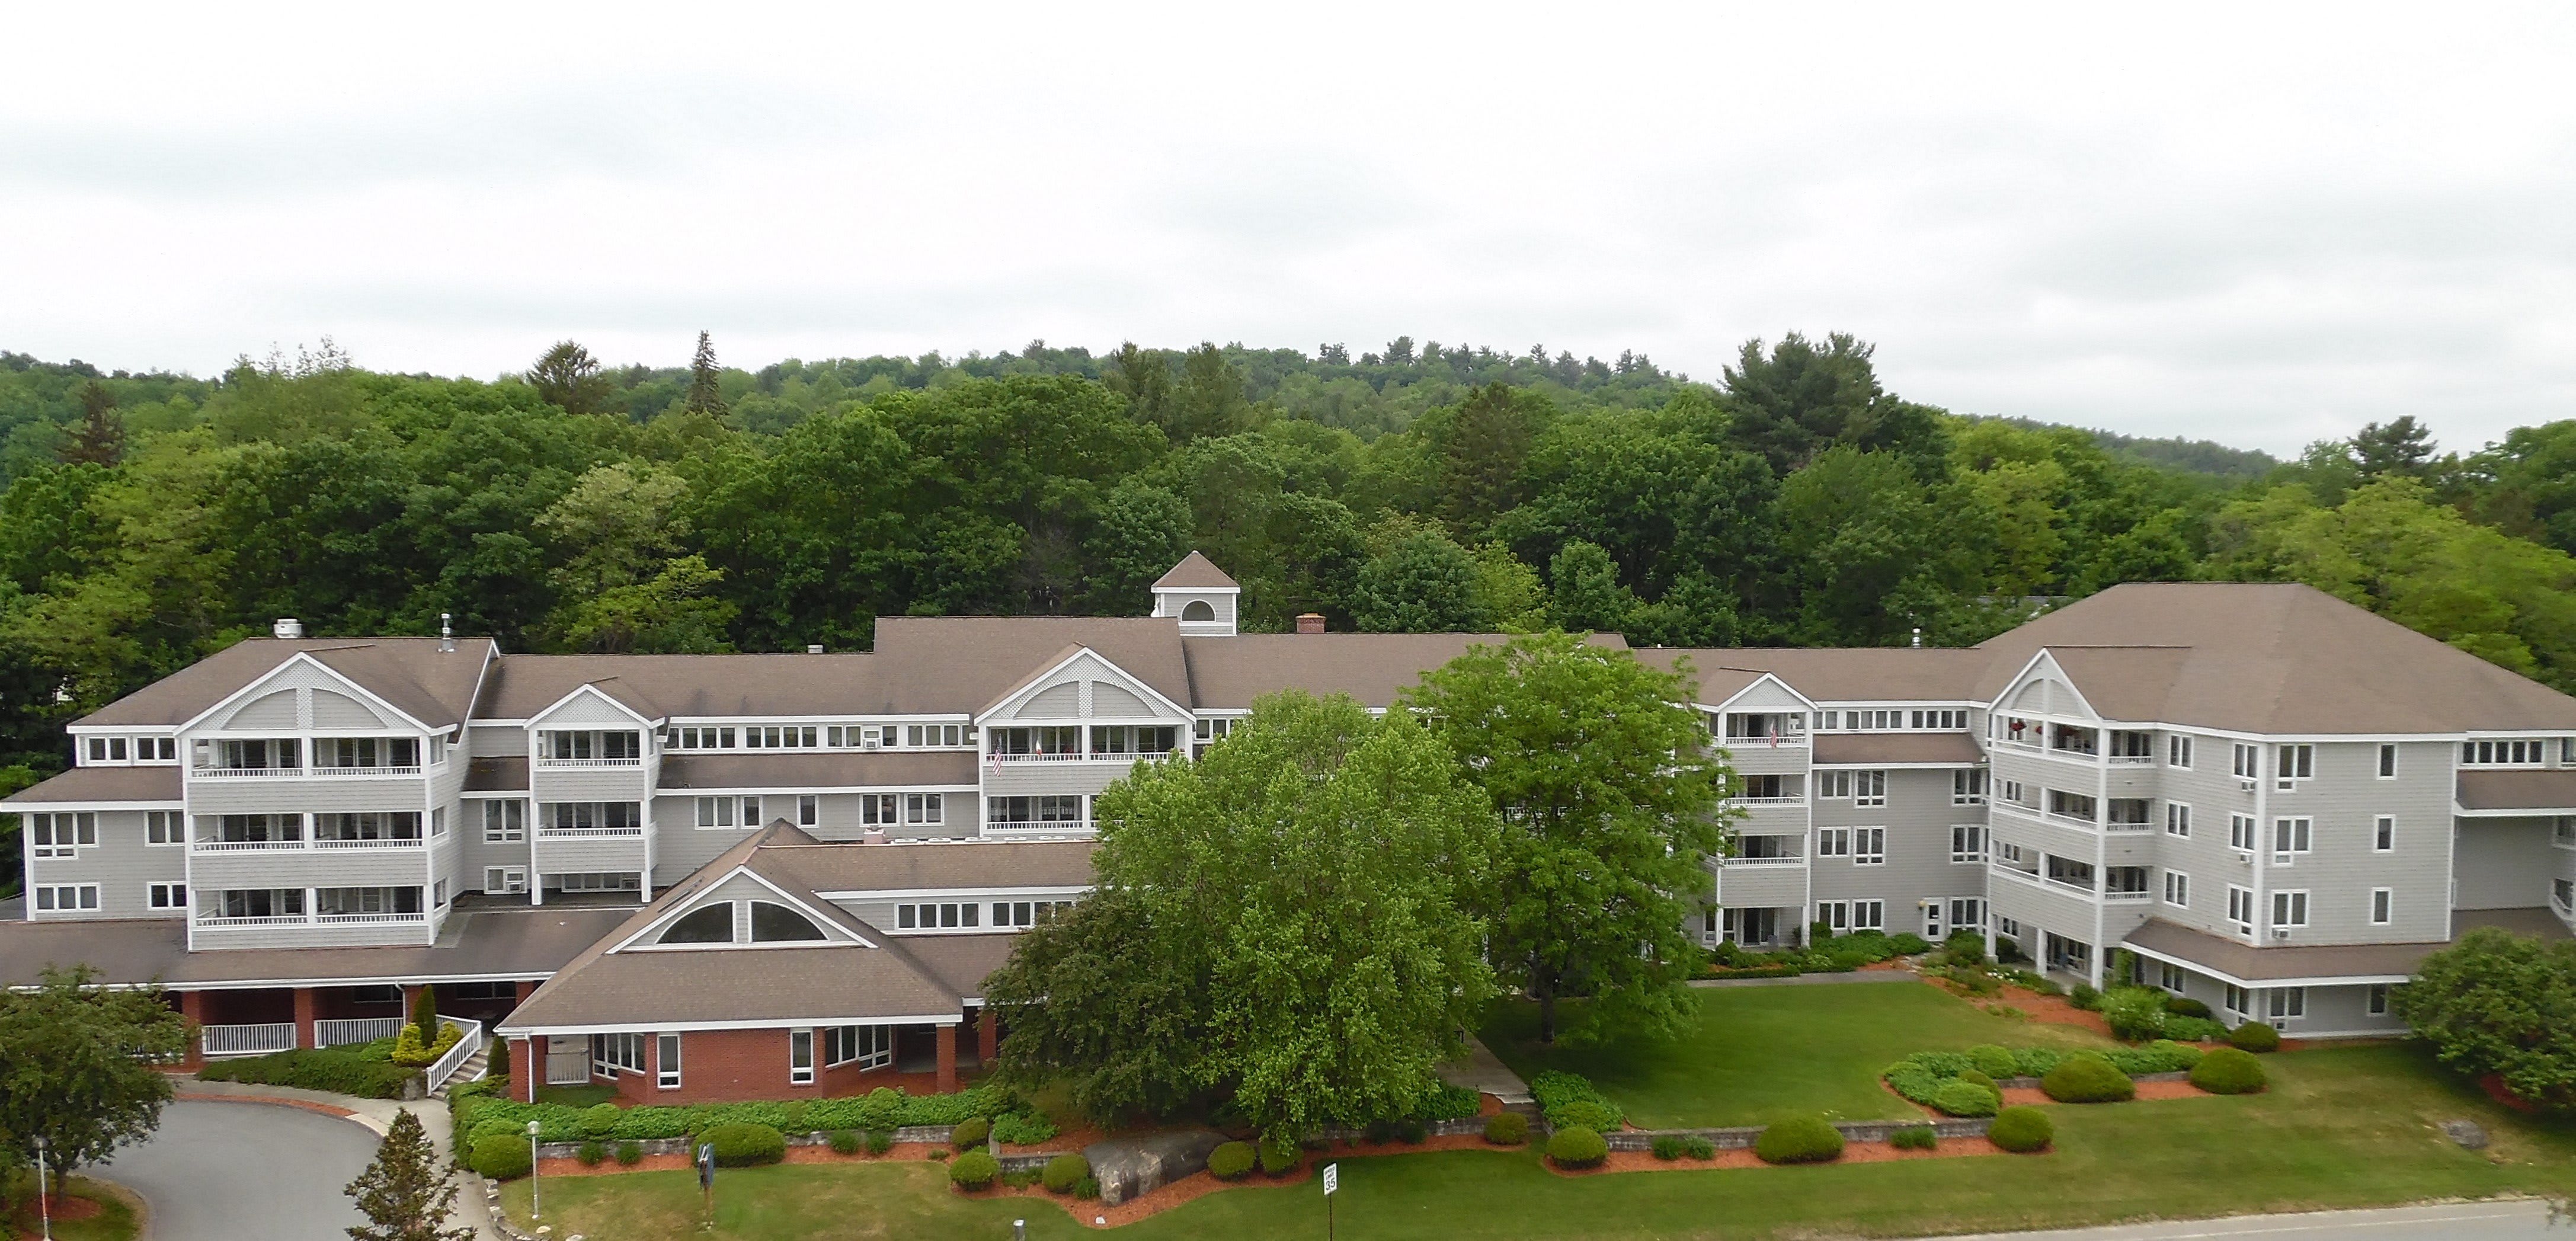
1406,633,1732,1044
0,967,191,1184
2391,927,2576,1111
985,692,1500,1141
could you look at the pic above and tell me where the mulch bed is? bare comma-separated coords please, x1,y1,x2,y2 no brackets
536,1141,944,1177
2480,1074,2543,1114
2000,1078,2206,1106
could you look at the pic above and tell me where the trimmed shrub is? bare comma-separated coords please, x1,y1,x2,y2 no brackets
1753,1115,1844,1165
1957,1068,1998,1091
2069,983,2101,1011
1545,1126,1608,1169
1257,1136,1300,1176
2165,995,2213,1019
1891,932,1933,955
2104,1041,2201,1076
2041,1054,2136,1104
699,1123,788,1167
1931,1080,2001,1118
1650,1136,1685,1161
581,1102,621,1140
867,1131,894,1156
2101,987,2171,1041
1074,1177,1100,1199
1483,1112,1528,1146
829,1130,862,1155
993,1109,1060,1145
1043,1154,1091,1194
2166,1016,2229,1042
1969,1044,2018,1080
2191,1047,2269,1095
1988,1105,2053,1153
1393,1117,1427,1144
469,1134,533,1180
1528,1071,1624,1132
575,1141,604,1166
615,1141,642,1166
1208,1141,1257,1181
1889,1124,1938,1150
197,1048,418,1099
2230,1021,2282,1053
1945,928,1989,961
488,1037,511,1077
951,1116,990,1150
949,1149,999,1189
1681,1136,1716,1159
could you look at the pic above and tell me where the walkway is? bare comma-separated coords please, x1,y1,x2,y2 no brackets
1436,1034,1532,1104
1954,1200,2562,1241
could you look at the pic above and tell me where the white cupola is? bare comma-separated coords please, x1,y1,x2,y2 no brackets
1150,551,1240,637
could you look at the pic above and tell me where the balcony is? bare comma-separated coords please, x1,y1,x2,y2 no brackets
984,818,1097,836
535,756,643,769
315,911,429,925
315,1017,406,1047
1721,853,1806,867
1727,796,1807,807
535,824,645,838
2043,810,2101,830
195,765,423,779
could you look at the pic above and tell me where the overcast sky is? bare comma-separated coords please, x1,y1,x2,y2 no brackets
6,4,2572,456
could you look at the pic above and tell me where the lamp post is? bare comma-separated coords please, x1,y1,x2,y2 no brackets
31,1134,52,1241
526,1120,542,1221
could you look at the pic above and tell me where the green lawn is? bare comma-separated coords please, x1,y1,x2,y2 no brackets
500,1042,2576,1240
1477,978,2113,1127
3,1175,141,1241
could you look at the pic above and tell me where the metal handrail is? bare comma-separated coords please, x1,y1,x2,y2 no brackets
426,1016,484,1092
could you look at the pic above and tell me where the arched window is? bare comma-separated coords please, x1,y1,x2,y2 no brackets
657,903,734,945
750,901,827,942
1181,600,1215,622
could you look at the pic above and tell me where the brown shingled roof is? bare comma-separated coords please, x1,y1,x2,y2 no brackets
2455,769,2576,813
1182,632,1628,712
478,653,880,719
759,839,1097,894
77,637,494,730
3,765,181,805
1811,733,1985,766
2123,909,2569,985
872,616,1189,716
1153,551,1238,590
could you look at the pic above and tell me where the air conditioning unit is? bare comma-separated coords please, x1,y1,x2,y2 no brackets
862,738,881,751
2238,779,2257,792
2272,929,2292,941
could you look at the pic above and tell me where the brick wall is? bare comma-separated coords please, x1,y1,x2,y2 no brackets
592,1028,924,1105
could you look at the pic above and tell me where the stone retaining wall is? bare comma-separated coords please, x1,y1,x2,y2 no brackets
1598,1117,1991,1152
532,1124,959,1160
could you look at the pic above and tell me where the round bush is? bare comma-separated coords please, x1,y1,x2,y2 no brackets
2040,1054,2136,1104
1931,1080,2001,1118
699,1122,788,1167
1483,1112,1528,1146
1257,1137,1300,1176
1889,1124,1938,1150
1969,1044,2019,1080
1681,1136,1716,1159
469,1134,533,1181
1545,1125,1608,1169
575,1141,604,1166
949,1149,999,1189
828,1129,862,1155
1393,1117,1428,1144
2165,995,2213,1019
1554,1099,1622,1133
615,1141,642,1166
1752,1115,1845,1165
1042,1153,1091,1194
866,1131,893,1156
1957,1068,1998,1091
1650,1136,1685,1161
950,1116,990,1149
2229,1021,2282,1053
1208,1141,1257,1181
2190,1047,2270,1095
1988,1105,2054,1153
581,1101,621,1139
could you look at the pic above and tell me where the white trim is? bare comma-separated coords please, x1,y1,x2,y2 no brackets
972,645,1194,725
175,651,441,736
1699,672,1822,717
498,1013,961,1037
606,866,876,953
817,885,1089,901
664,784,979,798
2117,941,2416,990
0,799,184,812
526,682,663,730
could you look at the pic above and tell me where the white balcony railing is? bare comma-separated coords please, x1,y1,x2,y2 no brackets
2104,820,2154,833
1721,854,1806,867
1729,797,1807,807
2107,755,2154,766
535,757,644,769
193,766,302,778
315,1017,407,1047
534,826,646,838
312,837,424,849
201,1022,297,1057
194,839,307,851
315,912,428,925
987,751,1094,763
2103,890,2152,904
427,1016,485,1092
310,765,424,777
195,914,310,927
2045,877,2098,898
984,819,1096,835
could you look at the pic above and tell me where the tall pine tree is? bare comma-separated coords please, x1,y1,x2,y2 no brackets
684,331,728,415
59,380,124,466
343,1109,472,1241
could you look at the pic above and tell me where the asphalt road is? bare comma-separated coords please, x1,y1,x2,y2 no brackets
1951,1201,2569,1240
101,1098,380,1240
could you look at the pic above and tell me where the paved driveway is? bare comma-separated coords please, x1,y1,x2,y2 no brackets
101,1099,379,1240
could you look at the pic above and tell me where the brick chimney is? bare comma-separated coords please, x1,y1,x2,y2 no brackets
1295,613,1326,635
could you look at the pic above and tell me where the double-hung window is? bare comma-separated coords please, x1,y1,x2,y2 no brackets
148,881,187,910
905,794,943,826
482,800,525,843
1951,769,1986,805
695,796,760,829
34,884,100,913
2229,814,2257,854
1816,771,1851,799
2165,802,2192,837
1950,824,1986,863
146,811,182,845
897,902,980,930
2167,735,2194,768
860,794,898,826
2376,744,2398,778
2265,987,2305,1021
2231,743,2259,781
2270,890,2310,930
657,1034,683,1089
2275,744,2313,789
29,812,97,858
2226,885,2255,936
2271,817,2312,864
1849,827,1886,865
1853,771,1887,807
788,1029,816,1085
2163,871,2190,908
798,795,818,827
1816,828,1852,858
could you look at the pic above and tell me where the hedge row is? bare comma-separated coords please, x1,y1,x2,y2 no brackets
449,1079,1012,1145
1883,1041,2204,1113
199,1048,418,1099
1416,1083,1483,1122
1529,1071,1624,1132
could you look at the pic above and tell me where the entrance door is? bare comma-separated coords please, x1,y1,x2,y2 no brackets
1922,900,1943,938
546,1034,591,1085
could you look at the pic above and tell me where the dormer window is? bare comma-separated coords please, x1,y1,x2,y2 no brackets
540,730,642,764
1182,600,1215,622
657,904,734,945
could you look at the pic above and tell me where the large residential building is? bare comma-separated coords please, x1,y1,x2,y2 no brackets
5,556,2572,1101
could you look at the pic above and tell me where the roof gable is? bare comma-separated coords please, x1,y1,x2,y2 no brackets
1153,551,1239,590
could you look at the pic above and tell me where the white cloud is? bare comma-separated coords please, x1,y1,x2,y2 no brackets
2,2,2572,455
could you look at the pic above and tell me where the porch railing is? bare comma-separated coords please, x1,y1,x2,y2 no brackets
426,1016,485,1092
201,1022,297,1057
315,1017,407,1047
534,757,643,768
1721,854,1806,866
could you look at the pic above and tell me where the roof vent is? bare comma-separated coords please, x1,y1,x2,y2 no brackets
273,618,303,639
440,612,455,653
807,644,825,654
1911,627,1922,649
1296,613,1326,635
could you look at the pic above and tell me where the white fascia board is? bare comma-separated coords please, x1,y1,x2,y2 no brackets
1704,673,1820,716
178,652,439,736
661,784,980,798
2119,941,2415,990
974,646,1193,725
498,1013,962,1037
528,683,663,730
821,885,1090,901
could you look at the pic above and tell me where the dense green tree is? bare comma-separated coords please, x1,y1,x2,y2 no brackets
344,1108,474,1241
1404,633,1732,1044
0,967,191,1183
1351,527,1484,632
2350,415,2438,482
59,382,123,466
1432,383,1550,535
1547,540,1636,634
684,331,728,416
1721,332,1945,476
526,341,613,417
988,692,1500,1140
2392,927,2576,1111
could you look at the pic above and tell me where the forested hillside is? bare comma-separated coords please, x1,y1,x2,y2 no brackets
3,330,2573,795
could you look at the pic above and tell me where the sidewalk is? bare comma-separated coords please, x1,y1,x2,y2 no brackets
177,1076,504,1240
1436,1034,1534,1105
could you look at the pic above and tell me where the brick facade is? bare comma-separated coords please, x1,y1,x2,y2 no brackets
561,1025,961,1105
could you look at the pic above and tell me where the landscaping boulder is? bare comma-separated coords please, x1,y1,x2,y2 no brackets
2441,1120,2489,1150
1082,1128,1224,1205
